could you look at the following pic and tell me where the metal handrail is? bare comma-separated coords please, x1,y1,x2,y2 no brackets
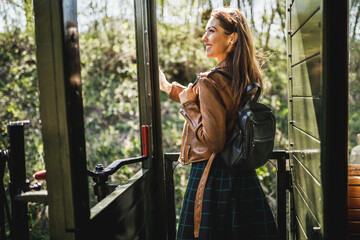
87,156,147,179
87,156,148,202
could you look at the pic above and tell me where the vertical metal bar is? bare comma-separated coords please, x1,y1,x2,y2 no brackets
7,122,29,240
147,0,168,238
134,0,152,170
277,155,286,240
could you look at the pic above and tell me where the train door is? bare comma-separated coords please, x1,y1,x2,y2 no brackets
33,0,168,239
287,0,348,239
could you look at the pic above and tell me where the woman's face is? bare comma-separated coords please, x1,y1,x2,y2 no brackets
202,17,232,62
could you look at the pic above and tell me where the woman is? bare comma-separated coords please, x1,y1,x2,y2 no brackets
159,7,279,240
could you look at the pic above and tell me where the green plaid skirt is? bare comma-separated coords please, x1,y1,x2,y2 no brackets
176,157,280,240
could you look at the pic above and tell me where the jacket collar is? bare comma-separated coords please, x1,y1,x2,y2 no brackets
213,60,230,74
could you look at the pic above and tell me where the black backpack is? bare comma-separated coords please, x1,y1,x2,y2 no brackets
212,70,276,171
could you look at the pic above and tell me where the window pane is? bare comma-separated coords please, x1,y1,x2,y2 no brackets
348,0,360,164
77,0,141,203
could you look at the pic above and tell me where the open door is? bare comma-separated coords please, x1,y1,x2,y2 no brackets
287,0,348,239
33,0,168,239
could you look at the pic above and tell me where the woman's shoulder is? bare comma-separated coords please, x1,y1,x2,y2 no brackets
198,69,237,115
199,68,232,90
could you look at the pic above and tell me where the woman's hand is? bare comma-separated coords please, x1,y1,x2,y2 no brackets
159,68,172,94
179,83,198,104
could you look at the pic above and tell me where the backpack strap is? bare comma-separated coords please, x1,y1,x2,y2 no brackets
193,153,216,238
210,69,232,81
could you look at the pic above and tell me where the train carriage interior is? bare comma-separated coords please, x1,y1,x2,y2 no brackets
0,0,357,239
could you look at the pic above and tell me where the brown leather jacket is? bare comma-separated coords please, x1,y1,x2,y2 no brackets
169,63,241,238
169,63,238,165
168,62,258,238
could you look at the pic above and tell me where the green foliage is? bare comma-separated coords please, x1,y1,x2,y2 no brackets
0,28,41,158
27,204,50,240
0,26,47,238
349,0,360,151
79,17,142,183
259,46,289,149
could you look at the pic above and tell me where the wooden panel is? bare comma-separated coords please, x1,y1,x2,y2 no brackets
348,209,360,220
292,97,321,139
349,164,360,176
349,221,360,232
291,155,322,222
291,0,320,33
89,170,152,239
33,0,90,238
349,198,360,209
349,177,360,185
349,186,360,198
295,216,308,240
292,10,321,65
293,185,320,239
111,191,151,239
291,127,321,181
292,55,321,97
133,218,151,240
348,163,360,231
349,233,360,240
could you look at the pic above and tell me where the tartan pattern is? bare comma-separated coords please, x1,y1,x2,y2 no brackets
177,157,280,240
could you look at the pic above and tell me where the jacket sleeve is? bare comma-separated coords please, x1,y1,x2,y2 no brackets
181,77,227,153
168,82,186,103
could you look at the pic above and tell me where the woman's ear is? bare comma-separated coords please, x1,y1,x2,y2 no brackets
231,32,238,44
227,32,238,51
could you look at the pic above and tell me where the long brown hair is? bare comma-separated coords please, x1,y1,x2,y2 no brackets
211,7,263,102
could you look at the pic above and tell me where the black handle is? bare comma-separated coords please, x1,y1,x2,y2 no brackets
87,156,147,179
244,82,261,101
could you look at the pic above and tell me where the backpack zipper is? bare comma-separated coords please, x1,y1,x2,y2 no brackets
239,106,272,119
253,136,275,142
